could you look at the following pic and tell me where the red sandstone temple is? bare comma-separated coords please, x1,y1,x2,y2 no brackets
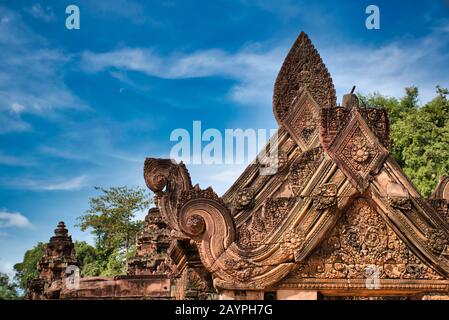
27,32,449,300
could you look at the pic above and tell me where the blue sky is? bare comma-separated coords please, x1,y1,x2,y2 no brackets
1,0,449,276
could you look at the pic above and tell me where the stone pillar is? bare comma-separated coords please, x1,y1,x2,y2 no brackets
219,290,264,300
276,289,318,300
169,239,216,300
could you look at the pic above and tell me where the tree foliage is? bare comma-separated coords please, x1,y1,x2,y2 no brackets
0,273,19,300
73,241,99,276
13,186,152,286
360,86,449,196
13,242,46,290
76,186,151,276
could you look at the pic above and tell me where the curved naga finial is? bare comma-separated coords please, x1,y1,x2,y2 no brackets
273,32,336,124
144,158,192,231
144,158,236,271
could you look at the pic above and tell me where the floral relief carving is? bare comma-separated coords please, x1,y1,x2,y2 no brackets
185,268,216,300
286,99,319,147
295,198,443,280
237,197,297,249
342,127,377,173
280,228,306,257
359,107,391,149
388,196,412,210
312,183,338,210
223,259,265,283
427,229,449,254
288,146,324,195
233,188,254,210
320,107,351,149
297,103,318,144
258,151,288,175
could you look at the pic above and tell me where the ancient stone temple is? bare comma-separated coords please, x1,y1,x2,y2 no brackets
127,208,175,276
27,32,449,300
26,222,79,299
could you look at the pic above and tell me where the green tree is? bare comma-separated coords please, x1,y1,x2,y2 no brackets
399,86,419,113
74,241,99,276
0,273,19,300
77,186,151,276
361,86,449,196
13,242,46,290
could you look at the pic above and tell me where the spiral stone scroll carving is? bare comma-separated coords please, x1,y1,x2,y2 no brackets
178,199,236,271
144,158,236,272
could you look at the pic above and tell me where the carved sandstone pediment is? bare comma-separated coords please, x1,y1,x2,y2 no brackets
291,198,443,280
144,31,449,292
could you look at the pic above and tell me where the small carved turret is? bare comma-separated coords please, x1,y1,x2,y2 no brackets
26,221,78,299
37,221,78,282
127,208,175,275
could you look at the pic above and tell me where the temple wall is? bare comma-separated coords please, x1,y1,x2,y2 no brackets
61,276,173,299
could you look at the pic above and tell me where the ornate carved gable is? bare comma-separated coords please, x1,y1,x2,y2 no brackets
143,31,449,294
283,90,321,151
293,198,443,280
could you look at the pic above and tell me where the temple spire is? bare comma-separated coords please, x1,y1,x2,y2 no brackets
273,31,336,123
37,221,78,282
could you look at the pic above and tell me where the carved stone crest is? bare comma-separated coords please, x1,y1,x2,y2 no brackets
341,126,378,173
273,32,336,123
324,111,389,191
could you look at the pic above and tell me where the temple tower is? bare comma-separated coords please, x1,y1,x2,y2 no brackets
127,208,174,275
27,221,78,299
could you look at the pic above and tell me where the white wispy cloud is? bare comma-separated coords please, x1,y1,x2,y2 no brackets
24,3,55,22
322,29,449,104
81,0,157,25
0,6,85,133
0,152,35,167
1,175,89,191
81,25,449,106
81,46,283,107
0,210,33,228
39,175,89,191
39,146,88,161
